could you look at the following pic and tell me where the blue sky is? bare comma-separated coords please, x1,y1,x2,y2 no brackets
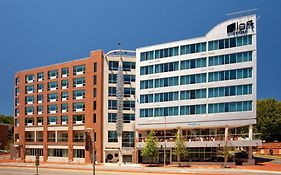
0,0,281,115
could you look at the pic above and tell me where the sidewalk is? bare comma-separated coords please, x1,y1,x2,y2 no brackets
0,161,281,175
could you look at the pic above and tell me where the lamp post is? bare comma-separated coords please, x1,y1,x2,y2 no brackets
86,128,95,175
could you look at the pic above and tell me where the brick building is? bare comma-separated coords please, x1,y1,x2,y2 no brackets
14,50,104,163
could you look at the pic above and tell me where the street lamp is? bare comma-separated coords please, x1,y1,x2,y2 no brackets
86,128,95,175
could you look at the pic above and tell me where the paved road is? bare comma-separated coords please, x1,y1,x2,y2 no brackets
0,166,281,175
0,166,155,175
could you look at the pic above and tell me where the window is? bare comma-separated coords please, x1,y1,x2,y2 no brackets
181,58,206,70
93,75,97,85
141,107,154,117
93,88,96,97
180,73,206,85
109,74,117,83
25,74,34,83
48,93,58,102
37,117,43,126
25,107,34,115
154,91,179,102
48,116,58,125
37,106,43,114
73,102,85,112
154,76,179,88
73,78,85,87
73,115,85,124
94,63,97,72
180,89,206,100
61,103,68,113
73,65,85,75
124,75,135,84
37,84,44,92
15,77,19,85
15,108,19,116
208,51,253,67
25,85,34,94
122,131,134,147
108,131,118,142
140,79,154,89
140,51,154,61
26,148,43,156
208,35,252,51
180,42,206,55
123,62,135,71
73,90,85,99
154,61,179,73
74,149,85,158
208,101,252,113
61,115,68,124
208,68,252,82
37,94,43,103
61,92,69,101
48,70,58,79
15,88,19,95
48,81,58,91
61,80,69,89
48,149,68,157
47,105,58,113
37,72,44,81
73,131,84,142
140,65,154,75
154,106,178,117
109,61,119,70
25,96,34,104
25,117,34,126
61,68,69,77
15,98,19,106
180,104,206,115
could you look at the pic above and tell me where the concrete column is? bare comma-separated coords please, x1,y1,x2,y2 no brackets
249,125,253,140
134,130,139,163
34,131,37,142
224,127,229,142
118,135,123,164
55,130,58,142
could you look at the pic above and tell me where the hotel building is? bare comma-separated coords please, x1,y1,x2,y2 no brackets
14,50,104,163
103,50,136,163
135,15,261,164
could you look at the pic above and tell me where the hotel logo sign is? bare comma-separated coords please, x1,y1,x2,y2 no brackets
227,20,254,36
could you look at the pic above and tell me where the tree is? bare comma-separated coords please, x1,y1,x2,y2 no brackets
173,130,188,167
256,99,281,141
220,144,233,168
141,130,158,166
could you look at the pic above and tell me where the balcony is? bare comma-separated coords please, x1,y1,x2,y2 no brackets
49,99,57,102
27,101,34,105
137,133,262,148
38,89,43,93
75,71,84,75
27,80,34,83
38,100,43,104
74,108,84,112
49,110,57,114
75,84,84,88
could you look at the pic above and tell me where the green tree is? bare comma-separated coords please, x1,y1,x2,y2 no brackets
256,99,281,141
141,130,158,166
173,130,188,167
219,144,233,168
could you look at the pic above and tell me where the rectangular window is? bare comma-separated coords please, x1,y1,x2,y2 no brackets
61,68,69,77
25,74,34,83
73,65,86,75
108,131,118,142
48,70,58,79
37,72,44,81
73,149,85,158
48,81,58,91
73,78,85,87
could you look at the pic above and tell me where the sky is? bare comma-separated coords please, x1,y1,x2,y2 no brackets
0,0,280,116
